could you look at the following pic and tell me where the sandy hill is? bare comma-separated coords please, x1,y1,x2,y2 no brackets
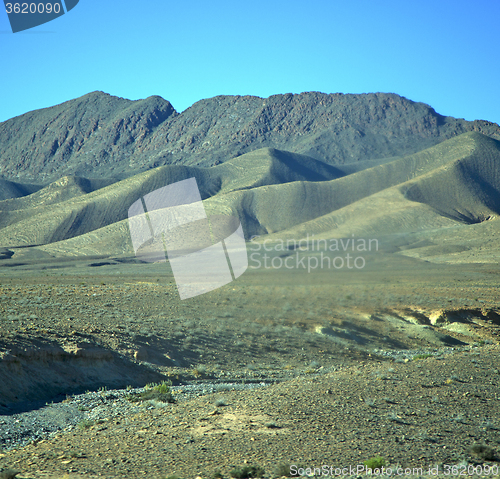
0,147,341,250
1,132,499,265
261,132,500,238
0,178,41,201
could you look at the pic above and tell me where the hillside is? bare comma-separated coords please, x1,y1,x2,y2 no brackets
0,92,176,183
1,91,499,183
0,178,41,200
2,132,500,265
2,94,500,479
262,132,500,240
0,147,342,250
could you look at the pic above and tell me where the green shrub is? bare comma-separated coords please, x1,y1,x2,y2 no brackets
147,380,172,394
77,420,95,429
127,380,175,403
413,354,434,360
364,456,386,470
229,465,265,478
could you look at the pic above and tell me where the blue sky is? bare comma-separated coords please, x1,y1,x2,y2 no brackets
1,0,499,124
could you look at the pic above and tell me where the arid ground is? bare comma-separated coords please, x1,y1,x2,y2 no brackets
0,252,499,478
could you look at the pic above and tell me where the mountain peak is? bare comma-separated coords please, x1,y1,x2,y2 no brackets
0,92,499,182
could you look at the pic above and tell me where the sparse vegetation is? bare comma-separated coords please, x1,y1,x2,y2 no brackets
229,465,265,478
2,116,500,478
468,443,497,461
127,381,175,404
146,380,172,393
364,455,386,470
413,354,434,360
77,419,95,430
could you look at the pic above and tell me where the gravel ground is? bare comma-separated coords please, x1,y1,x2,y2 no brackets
1,343,499,479
373,341,495,361
1,342,493,454
0,381,272,452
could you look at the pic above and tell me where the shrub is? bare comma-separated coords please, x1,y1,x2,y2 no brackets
468,443,497,461
229,465,265,478
127,381,175,404
413,354,434,360
147,380,172,394
77,420,94,429
364,456,386,470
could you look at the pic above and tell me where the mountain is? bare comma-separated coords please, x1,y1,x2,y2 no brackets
0,148,342,249
2,91,500,265
3,132,500,265
0,92,176,183
1,91,499,184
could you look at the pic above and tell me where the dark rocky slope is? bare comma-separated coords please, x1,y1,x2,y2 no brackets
1,91,499,183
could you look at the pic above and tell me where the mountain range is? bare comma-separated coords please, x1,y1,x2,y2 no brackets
1,91,500,183
1,91,500,265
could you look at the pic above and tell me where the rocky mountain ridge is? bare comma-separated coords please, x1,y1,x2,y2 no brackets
1,91,499,183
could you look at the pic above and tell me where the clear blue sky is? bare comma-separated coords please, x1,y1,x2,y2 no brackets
1,0,499,125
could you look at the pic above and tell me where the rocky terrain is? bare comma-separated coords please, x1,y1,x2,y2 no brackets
0,92,499,478
1,91,499,183
0,257,499,477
